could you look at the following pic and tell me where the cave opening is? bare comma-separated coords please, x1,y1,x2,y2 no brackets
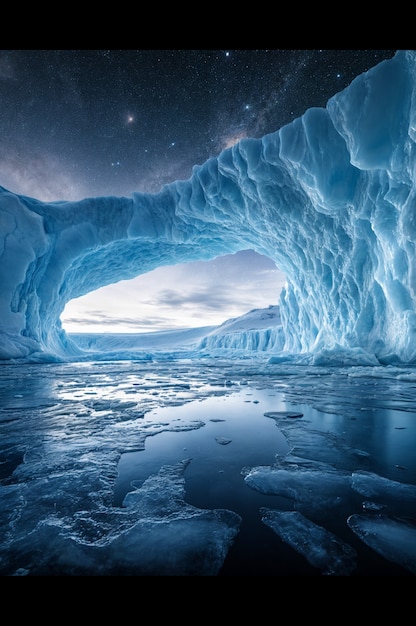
61,249,286,337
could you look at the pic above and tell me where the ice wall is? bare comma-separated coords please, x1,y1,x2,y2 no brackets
1,50,416,363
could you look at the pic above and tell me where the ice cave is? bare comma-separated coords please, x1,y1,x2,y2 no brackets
1,49,416,364
2,50,416,578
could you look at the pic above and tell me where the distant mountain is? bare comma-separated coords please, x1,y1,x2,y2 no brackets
205,305,281,335
197,305,284,352
70,305,283,354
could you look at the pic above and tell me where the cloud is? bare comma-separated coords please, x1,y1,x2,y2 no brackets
63,309,179,332
63,315,167,329
62,250,286,333
152,285,237,309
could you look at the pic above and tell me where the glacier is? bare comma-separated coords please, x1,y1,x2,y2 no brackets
2,49,416,364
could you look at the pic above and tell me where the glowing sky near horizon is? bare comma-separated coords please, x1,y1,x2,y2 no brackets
0,49,396,332
62,250,283,333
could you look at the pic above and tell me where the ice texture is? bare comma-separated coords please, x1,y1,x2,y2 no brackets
243,460,353,518
1,50,416,364
261,509,357,576
244,445,416,575
347,514,416,575
1,357,416,575
0,456,241,576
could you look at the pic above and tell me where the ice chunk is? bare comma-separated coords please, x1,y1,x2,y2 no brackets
351,470,416,505
261,508,357,576
243,461,352,518
347,514,416,575
0,459,241,576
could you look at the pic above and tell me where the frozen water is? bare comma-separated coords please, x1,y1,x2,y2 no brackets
1,50,416,576
261,509,357,576
1,358,415,576
243,461,353,518
347,514,416,575
352,470,416,503
113,460,242,576
2,51,416,365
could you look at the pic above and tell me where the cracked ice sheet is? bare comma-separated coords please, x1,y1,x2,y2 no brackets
243,456,355,519
261,509,357,576
244,459,416,575
1,460,241,576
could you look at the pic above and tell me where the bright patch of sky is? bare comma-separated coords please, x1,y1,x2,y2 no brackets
62,250,284,333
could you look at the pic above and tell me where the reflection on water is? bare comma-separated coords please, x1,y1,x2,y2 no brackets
114,389,291,506
114,384,416,576
0,359,415,575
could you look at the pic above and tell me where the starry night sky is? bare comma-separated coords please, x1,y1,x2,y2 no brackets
0,50,399,332
0,49,396,201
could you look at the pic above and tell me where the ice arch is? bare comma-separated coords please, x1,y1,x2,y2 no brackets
1,49,416,363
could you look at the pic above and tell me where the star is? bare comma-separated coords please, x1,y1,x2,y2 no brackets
0,49,396,204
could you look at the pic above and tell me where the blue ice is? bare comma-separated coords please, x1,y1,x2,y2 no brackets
1,51,416,365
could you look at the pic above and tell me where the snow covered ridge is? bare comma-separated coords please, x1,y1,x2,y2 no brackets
69,306,285,357
1,50,416,363
197,305,285,352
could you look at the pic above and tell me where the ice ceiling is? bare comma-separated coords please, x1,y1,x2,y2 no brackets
1,50,416,363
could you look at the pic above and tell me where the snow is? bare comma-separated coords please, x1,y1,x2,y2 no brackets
1,50,416,364
70,326,216,353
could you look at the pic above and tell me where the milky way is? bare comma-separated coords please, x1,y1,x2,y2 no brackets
0,49,396,201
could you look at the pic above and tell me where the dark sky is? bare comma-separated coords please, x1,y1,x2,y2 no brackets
0,49,397,201
0,50,399,331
